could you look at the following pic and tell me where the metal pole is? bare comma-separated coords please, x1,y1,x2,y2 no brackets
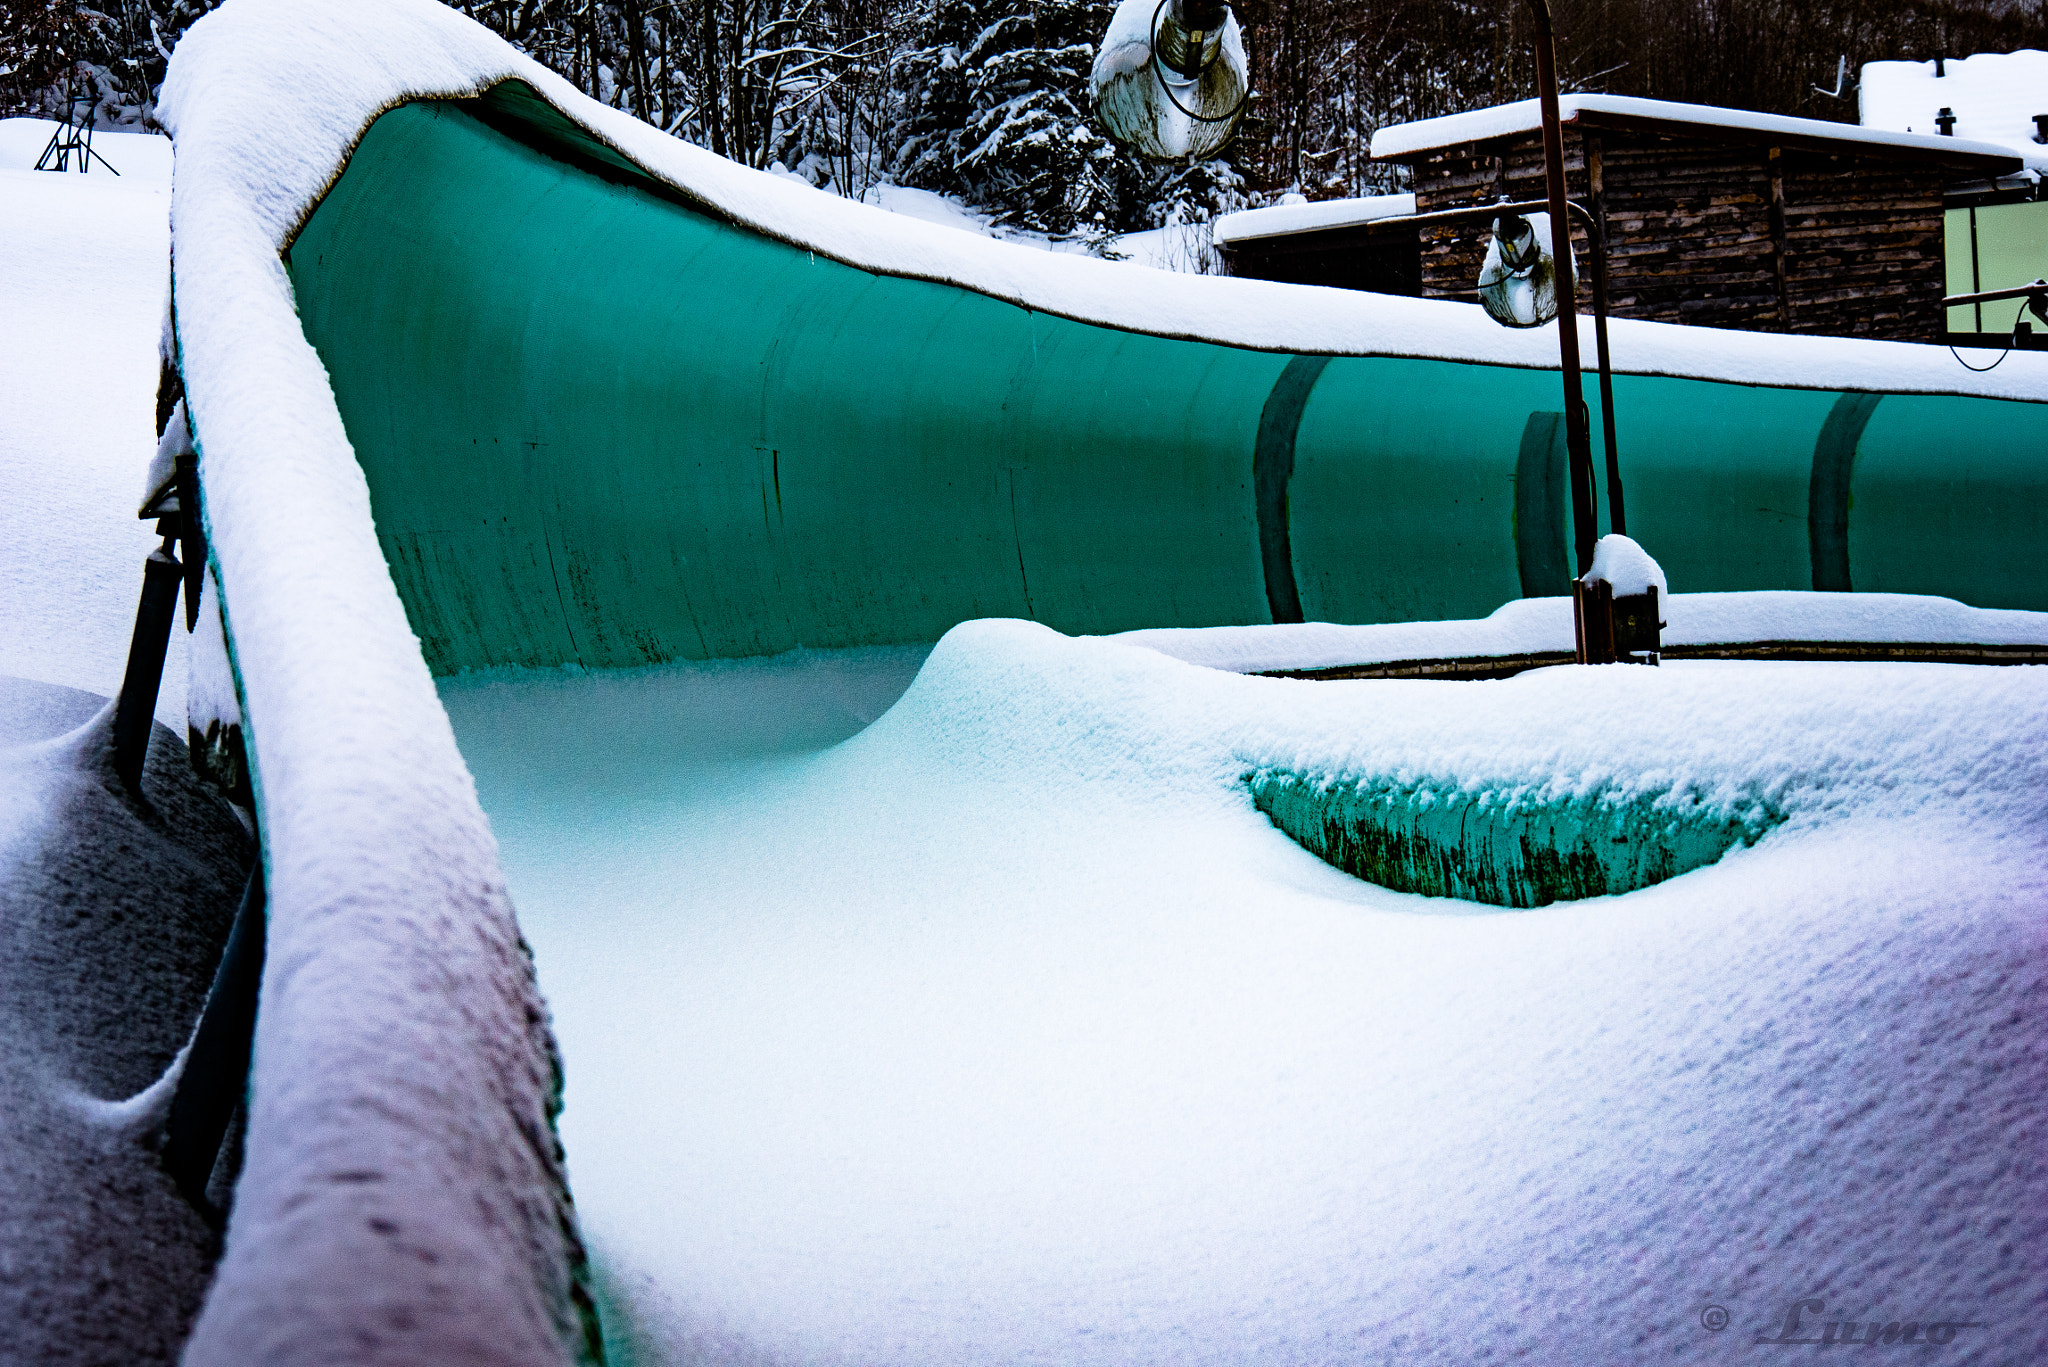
1526,0,1599,576
112,534,183,790
1342,192,1624,526
1585,209,1624,536
164,859,267,1227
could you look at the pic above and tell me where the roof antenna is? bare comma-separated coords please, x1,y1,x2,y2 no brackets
1813,54,1847,99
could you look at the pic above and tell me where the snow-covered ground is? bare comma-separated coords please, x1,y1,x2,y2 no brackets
0,683,250,1366
0,118,252,1367
444,621,2048,1364
0,118,182,730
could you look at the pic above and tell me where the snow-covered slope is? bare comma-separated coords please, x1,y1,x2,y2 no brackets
0,680,251,1365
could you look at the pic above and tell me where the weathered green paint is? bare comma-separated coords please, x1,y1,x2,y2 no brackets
1248,770,1784,908
283,83,2048,674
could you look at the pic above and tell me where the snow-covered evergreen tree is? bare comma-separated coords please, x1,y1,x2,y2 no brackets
905,0,1146,237
1144,154,1250,271
889,0,977,193
948,0,1131,238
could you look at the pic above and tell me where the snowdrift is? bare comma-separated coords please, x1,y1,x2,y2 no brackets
151,0,2048,1362
445,622,2048,1364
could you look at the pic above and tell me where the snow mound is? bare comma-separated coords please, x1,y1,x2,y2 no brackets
0,680,250,1364
448,621,2048,1364
1582,532,1668,599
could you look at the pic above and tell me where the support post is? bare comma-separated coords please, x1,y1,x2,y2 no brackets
112,535,183,791
1574,576,1614,664
1768,147,1793,331
1582,159,1625,536
163,859,266,1227
1526,0,1598,577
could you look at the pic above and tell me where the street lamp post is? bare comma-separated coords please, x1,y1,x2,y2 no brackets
1526,0,1599,578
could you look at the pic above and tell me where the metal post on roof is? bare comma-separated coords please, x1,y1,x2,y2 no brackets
1524,0,1599,577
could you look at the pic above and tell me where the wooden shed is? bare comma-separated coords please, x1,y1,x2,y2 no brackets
1226,95,2022,343
1212,193,1423,296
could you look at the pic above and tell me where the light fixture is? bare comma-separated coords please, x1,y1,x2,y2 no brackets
1091,0,1250,160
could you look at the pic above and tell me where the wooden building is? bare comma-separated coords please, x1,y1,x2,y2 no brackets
1211,194,1422,296
1220,95,2021,343
1860,51,2048,344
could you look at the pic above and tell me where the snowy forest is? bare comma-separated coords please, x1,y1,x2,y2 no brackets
4,0,2042,246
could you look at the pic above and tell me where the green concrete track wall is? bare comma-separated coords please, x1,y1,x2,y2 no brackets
285,83,2048,674
1247,770,1783,908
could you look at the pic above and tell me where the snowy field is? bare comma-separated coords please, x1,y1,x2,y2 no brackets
445,625,2048,1364
0,120,183,729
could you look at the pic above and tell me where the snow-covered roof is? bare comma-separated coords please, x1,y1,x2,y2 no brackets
1860,50,2048,174
1370,92,2023,170
1212,193,1416,245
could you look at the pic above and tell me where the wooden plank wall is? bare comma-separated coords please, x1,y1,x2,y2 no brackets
1220,223,1422,295
1408,131,1949,341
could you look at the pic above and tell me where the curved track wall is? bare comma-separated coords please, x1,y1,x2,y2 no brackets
285,84,2048,673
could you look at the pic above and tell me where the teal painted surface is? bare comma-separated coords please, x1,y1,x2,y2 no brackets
1853,395,2048,607
1248,771,1783,908
284,84,2048,674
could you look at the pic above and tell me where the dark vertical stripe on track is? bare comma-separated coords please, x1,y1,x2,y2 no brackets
1255,355,1332,624
1515,412,1571,597
1809,392,1883,592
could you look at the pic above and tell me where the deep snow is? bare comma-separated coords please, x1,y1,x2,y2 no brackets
445,623,2048,1364
0,678,251,1366
0,122,254,1367
0,138,183,731
0,117,176,181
